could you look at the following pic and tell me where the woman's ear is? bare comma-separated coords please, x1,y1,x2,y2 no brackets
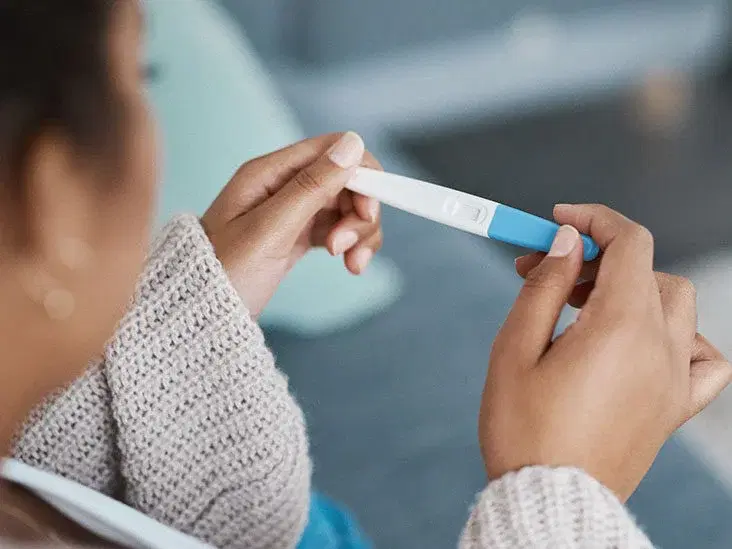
22,130,97,267
13,130,97,322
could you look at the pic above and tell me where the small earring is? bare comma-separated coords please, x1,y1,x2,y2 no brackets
19,237,88,322
42,237,88,321
43,287,75,321
20,270,76,322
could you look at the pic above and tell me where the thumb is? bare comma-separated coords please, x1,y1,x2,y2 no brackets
264,131,365,239
492,225,584,368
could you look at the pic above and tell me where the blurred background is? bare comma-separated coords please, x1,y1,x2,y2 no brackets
151,1,732,547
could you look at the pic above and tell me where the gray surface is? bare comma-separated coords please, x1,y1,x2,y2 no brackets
220,0,699,67
631,438,732,549
401,80,732,268
268,207,732,549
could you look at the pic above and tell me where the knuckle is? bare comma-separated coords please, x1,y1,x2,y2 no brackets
584,203,615,221
628,223,654,248
590,203,613,215
661,274,697,306
523,265,567,292
292,166,322,195
679,277,697,301
237,155,269,180
242,155,265,172
368,228,383,247
575,203,632,242
670,275,696,298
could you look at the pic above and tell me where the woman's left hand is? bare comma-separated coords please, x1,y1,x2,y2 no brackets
201,132,383,317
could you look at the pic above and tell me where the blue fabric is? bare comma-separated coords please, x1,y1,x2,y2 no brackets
298,493,372,549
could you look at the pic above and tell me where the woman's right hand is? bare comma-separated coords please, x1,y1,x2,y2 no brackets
480,204,732,501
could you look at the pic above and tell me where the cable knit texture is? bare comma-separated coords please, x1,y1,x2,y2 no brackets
460,466,655,549
9,216,656,549
12,215,311,549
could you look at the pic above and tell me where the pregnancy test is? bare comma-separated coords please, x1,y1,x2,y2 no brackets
347,168,600,261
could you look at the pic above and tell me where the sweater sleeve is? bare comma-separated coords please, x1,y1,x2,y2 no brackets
11,361,121,496
460,467,655,549
13,214,311,549
103,214,311,549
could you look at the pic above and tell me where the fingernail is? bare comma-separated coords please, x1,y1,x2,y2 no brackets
333,231,358,255
328,131,364,169
354,248,373,272
367,199,380,222
548,225,579,257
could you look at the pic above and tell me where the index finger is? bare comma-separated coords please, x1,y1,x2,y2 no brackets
240,134,383,195
553,204,655,308
210,133,382,222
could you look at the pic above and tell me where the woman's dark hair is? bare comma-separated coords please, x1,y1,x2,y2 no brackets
0,0,120,195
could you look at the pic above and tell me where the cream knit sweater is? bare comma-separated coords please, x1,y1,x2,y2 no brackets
10,215,655,548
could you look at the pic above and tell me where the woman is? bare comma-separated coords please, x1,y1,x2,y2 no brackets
1,1,730,548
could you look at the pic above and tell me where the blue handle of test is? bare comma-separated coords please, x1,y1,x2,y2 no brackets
487,205,600,261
